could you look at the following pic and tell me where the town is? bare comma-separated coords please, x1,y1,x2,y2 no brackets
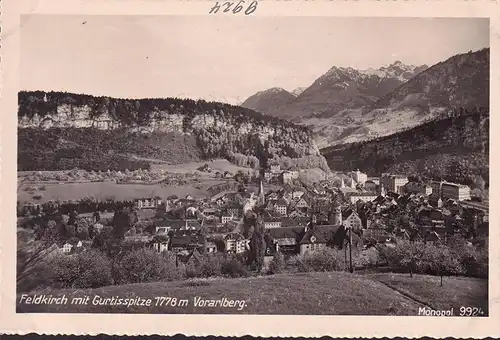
17,162,488,274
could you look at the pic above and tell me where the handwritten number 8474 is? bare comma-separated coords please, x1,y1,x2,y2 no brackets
209,1,258,15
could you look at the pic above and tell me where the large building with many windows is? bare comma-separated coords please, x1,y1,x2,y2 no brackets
380,174,408,194
441,182,471,201
351,170,368,185
430,180,471,201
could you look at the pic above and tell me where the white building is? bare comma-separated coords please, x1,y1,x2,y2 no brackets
224,233,248,254
135,197,162,209
153,240,169,253
274,199,288,216
347,192,378,204
441,182,471,201
342,209,363,231
270,163,281,174
352,170,368,185
430,180,471,201
62,243,73,253
221,214,233,224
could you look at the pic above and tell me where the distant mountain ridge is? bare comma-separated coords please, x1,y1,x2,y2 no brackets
240,87,296,117
309,48,489,148
241,60,428,121
370,49,489,112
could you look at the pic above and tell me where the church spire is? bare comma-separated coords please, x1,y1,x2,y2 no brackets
258,180,265,205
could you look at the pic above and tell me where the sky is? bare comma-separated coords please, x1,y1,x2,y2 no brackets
21,16,489,104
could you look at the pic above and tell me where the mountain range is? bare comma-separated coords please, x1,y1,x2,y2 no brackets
241,61,428,122
241,48,489,149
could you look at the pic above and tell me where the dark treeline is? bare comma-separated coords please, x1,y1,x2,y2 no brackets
17,198,135,217
322,107,489,185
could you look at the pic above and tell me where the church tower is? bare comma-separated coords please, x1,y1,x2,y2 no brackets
331,195,342,226
340,178,345,189
306,212,317,232
379,184,386,197
258,180,265,205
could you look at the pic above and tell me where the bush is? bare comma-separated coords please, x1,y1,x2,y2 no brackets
353,247,381,268
221,257,249,278
47,249,112,289
381,239,488,279
297,247,344,273
448,238,488,278
32,194,44,200
420,244,464,279
115,248,182,284
185,255,222,279
268,252,285,274
379,240,426,276
199,255,222,277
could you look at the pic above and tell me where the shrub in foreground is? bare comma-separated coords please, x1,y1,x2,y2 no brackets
47,249,113,289
186,254,222,279
221,257,250,278
115,248,183,284
297,247,344,272
268,252,285,274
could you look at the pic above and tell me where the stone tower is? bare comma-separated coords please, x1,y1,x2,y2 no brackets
331,195,342,226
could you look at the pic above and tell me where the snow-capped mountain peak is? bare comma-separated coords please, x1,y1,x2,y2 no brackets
358,61,428,82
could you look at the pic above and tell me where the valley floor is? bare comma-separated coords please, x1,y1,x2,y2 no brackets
17,271,488,315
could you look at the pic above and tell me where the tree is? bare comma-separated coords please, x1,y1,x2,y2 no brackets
47,249,112,289
248,216,266,272
421,244,463,286
381,240,425,277
112,208,134,240
16,228,59,291
115,248,181,284
268,251,285,274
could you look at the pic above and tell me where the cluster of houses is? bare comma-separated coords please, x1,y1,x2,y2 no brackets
48,167,484,262
319,170,473,204
262,163,300,185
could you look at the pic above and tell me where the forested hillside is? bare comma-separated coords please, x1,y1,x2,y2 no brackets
18,91,325,172
321,108,489,185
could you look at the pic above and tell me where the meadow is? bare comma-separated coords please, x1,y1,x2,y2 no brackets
16,271,488,315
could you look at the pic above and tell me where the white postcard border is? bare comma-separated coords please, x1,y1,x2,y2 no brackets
1,0,499,337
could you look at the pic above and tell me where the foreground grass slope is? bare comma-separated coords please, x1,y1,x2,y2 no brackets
17,271,487,315
369,273,488,314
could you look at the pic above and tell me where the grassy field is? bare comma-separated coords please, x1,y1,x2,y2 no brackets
17,179,229,203
16,271,488,315
367,273,489,315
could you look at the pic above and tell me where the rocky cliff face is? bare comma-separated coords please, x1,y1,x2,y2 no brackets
18,91,325,171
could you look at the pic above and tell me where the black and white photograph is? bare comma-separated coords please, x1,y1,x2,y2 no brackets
15,15,490,316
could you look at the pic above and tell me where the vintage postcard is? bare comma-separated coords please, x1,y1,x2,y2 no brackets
0,0,499,337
